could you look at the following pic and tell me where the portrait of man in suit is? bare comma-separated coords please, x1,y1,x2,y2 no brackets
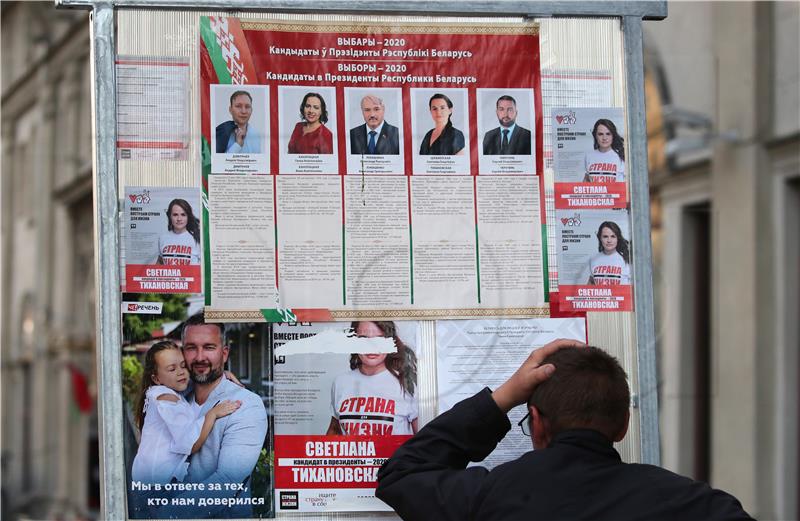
350,94,400,155
482,95,532,156
215,90,262,154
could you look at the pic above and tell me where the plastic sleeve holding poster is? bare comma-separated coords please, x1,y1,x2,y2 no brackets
120,294,273,519
540,71,615,295
272,317,587,512
552,107,633,312
124,187,203,294
116,56,190,160
555,209,633,311
553,107,627,209
199,15,549,322
436,318,586,467
272,321,420,512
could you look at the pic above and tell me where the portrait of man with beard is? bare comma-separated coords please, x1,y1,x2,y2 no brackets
482,95,532,156
168,312,268,519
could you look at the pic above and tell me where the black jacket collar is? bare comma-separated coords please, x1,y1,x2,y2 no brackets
548,429,622,462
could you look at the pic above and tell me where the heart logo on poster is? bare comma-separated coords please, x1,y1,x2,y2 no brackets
554,111,577,125
128,190,151,205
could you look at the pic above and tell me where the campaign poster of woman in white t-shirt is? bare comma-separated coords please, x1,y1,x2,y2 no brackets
157,198,201,266
587,220,631,285
326,321,418,436
584,118,625,183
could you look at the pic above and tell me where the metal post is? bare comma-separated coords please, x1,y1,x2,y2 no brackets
623,14,661,466
89,3,127,518
58,0,666,18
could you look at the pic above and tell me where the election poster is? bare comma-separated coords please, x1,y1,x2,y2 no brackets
120,294,274,518
271,321,420,512
199,15,548,322
553,107,627,209
116,56,190,161
540,72,615,294
124,187,202,294
556,209,633,312
541,71,615,172
436,318,586,467
549,107,630,312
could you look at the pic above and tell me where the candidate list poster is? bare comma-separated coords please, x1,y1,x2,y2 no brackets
272,321,420,512
200,15,547,323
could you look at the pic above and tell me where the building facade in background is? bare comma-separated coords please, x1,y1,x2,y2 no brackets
1,2,798,520
646,3,799,520
1,3,99,519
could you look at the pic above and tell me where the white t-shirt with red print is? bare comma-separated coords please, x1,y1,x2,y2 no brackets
584,149,625,183
158,230,200,265
588,251,631,285
331,368,418,436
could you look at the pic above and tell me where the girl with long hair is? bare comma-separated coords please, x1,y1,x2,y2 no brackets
326,321,418,436
131,341,240,485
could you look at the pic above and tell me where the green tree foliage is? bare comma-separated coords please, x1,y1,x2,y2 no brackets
250,448,274,517
121,354,144,412
122,293,189,343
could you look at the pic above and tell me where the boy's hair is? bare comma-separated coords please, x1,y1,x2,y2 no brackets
529,346,630,441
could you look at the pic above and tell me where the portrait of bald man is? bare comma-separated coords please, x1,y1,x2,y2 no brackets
349,94,400,155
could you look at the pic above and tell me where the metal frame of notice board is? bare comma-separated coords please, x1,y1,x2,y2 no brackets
56,1,667,518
